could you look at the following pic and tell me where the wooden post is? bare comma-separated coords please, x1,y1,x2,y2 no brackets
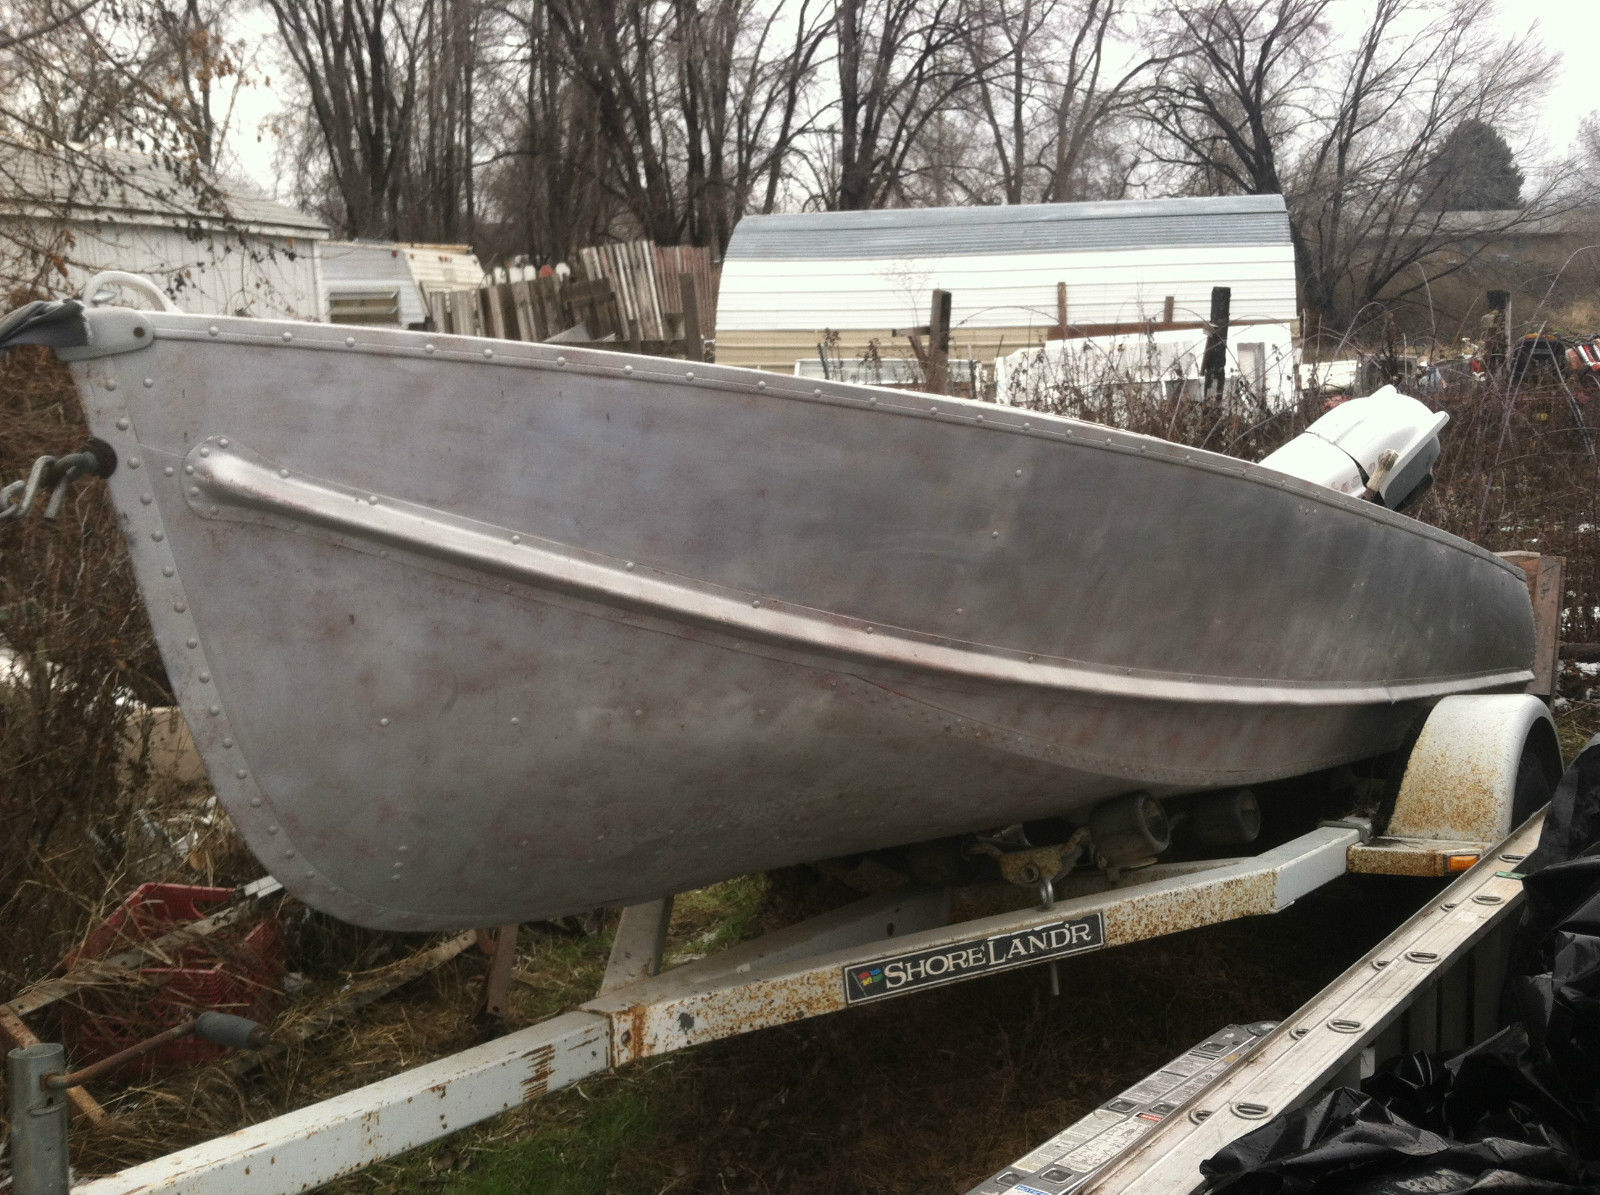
511,281,535,341
1486,289,1511,373
485,284,508,340
476,924,520,1024
1056,282,1068,338
1202,286,1232,400
1498,552,1564,701
533,276,556,340
1162,295,1175,324
450,290,476,336
679,273,703,362
926,288,952,395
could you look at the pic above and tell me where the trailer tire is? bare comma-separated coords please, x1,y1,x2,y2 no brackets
1511,721,1562,828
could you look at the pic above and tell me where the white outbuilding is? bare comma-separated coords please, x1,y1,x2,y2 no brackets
320,241,485,327
714,195,1300,400
0,145,327,318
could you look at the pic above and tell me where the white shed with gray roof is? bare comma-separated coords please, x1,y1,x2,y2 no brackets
0,145,327,319
714,196,1298,381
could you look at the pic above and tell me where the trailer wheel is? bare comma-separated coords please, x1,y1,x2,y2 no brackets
1511,721,1562,828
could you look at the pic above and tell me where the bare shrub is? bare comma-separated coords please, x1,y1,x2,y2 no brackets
0,337,173,990
1420,381,1599,644
991,333,1597,646
999,335,1317,459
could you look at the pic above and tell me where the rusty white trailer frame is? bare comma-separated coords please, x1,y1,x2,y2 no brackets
54,809,1544,1195
65,822,1365,1195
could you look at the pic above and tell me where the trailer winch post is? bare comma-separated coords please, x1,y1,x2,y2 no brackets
8,1042,71,1195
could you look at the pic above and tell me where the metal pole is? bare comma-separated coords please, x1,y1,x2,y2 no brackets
8,1043,71,1195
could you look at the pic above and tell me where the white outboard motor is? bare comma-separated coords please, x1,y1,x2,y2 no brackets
1259,385,1448,513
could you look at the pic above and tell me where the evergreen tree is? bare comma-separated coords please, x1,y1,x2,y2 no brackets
1424,120,1524,210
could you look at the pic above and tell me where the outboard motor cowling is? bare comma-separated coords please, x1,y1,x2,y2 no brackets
1259,385,1448,513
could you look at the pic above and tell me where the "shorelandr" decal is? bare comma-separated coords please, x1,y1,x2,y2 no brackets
842,913,1106,1003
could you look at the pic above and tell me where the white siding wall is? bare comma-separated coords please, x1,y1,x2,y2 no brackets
403,246,485,294
716,245,1298,335
2,217,323,319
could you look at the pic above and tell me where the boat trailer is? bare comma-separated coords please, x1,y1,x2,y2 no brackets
972,810,1544,1193
4,555,1571,1194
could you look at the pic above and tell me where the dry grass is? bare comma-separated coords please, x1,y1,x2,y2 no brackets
0,337,182,991
73,926,491,1175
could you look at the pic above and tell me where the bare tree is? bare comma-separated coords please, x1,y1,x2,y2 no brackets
265,0,421,238
476,0,616,264
955,0,1163,205
728,0,830,219
544,0,682,243
536,0,826,252
0,0,253,295
2,0,226,151
958,0,1056,203
822,0,975,210
1042,0,1167,201
675,0,829,248
409,0,481,239
1146,0,1570,332
146,0,251,168
0,0,100,51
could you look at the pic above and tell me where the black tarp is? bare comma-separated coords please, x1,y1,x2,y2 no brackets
0,298,87,352
1200,735,1600,1195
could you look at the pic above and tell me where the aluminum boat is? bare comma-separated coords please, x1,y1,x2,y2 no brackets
1,286,1535,930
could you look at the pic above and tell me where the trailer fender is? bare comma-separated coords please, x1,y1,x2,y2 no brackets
1386,694,1561,844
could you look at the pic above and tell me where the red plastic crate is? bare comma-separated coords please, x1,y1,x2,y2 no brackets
59,883,283,1077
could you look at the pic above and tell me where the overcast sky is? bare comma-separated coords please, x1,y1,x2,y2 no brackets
1492,0,1594,155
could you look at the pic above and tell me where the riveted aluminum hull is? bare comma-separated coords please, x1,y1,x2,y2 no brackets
61,311,1535,930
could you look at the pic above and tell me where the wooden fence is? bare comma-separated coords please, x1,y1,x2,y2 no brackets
426,241,719,360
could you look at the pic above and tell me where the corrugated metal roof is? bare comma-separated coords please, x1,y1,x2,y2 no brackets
0,144,328,235
725,196,1290,260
